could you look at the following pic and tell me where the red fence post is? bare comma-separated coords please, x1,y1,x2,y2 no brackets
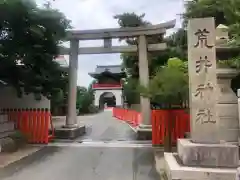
4,108,54,144
31,109,37,143
151,110,156,145
40,108,45,143
112,107,190,146
43,108,50,143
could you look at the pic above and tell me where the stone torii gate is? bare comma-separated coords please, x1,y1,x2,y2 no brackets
57,20,176,138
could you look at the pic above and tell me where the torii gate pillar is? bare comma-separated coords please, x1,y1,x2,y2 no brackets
65,39,79,127
56,20,176,139
137,35,152,138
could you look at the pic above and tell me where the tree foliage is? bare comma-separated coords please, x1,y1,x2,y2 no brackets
76,86,94,114
114,13,150,45
140,58,188,107
115,12,188,105
115,13,149,79
183,0,240,45
114,13,148,105
165,29,187,60
183,0,240,93
51,81,95,115
0,0,71,99
183,0,228,27
122,78,140,106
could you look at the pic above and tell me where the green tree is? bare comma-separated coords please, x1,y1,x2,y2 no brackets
140,58,188,151
122,78,140,106
76,86,95,114
115,12,188,105
141,58,188,107
183,0,228,27
114,13,150,78
50,71,68,115
183,0,240,93
114,13,148,105
0,0,71,99
183,0,240,44
51,81,95,115
165,29,188,60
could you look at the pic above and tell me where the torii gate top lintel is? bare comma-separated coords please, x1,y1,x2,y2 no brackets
64,19,176,129
66,19,176,40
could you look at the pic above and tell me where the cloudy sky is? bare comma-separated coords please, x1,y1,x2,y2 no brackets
39,0,185,87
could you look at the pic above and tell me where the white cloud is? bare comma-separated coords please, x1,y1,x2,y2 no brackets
39,0,184,87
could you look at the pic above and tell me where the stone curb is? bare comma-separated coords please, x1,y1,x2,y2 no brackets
0,145,44,169
119,120,137,133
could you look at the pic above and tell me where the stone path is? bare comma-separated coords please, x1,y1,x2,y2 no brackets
0,146,42,168
0,145,160,180
53,110,138,142
0,111,162,180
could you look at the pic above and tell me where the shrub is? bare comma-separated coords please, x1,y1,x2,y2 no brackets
8,131,28,148
88,105,99,114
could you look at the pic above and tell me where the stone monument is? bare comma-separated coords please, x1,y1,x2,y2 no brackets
164,17,238,180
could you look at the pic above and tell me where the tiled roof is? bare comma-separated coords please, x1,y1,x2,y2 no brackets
95,65,123,74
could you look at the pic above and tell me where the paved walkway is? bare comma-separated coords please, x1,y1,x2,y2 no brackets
80,110,137,141
0,111,161,180
53,110,138,142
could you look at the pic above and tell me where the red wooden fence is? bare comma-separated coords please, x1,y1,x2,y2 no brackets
151,109,190,145
112,108,190,145
112,108,141,127
2,109,54,144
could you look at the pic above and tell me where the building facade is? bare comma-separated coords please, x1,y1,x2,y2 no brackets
89,65,125,109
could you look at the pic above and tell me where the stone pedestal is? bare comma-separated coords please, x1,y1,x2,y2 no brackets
164,152,237,180
178,139,239,168
55,125,86,139
136,124,152,140
217,68,239,144
164,139,238,180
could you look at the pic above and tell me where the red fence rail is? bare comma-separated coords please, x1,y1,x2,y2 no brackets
112,108,190,145
112,108,141,127
2,109,54,144
151,109,190,145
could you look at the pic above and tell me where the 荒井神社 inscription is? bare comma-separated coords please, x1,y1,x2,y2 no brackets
194,82,214,99
188,18,218,143
194,28,214,49
196,55,212,73
195,108,216,124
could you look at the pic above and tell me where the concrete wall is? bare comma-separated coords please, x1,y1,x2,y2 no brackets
0,114,14,138
0,87,50,110
0,86,50,143
94,89,123,107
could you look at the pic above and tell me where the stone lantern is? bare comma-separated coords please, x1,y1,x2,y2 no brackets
216,24,240,144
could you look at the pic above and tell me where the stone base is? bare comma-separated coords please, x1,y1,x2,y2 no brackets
136,125,152,140
54,125,86,139
178,139,239,168
164,152,237,180
138,124,152,129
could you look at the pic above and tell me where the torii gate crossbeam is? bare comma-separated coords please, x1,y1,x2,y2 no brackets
57,20,176,139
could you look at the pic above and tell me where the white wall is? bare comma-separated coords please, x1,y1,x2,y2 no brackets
94,89,123,107
0,87,50,110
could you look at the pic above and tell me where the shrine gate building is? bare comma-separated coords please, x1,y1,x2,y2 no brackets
89,65,125,109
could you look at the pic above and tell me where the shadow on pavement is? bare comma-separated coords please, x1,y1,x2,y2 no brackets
133,148,160,180
0,146,61,179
